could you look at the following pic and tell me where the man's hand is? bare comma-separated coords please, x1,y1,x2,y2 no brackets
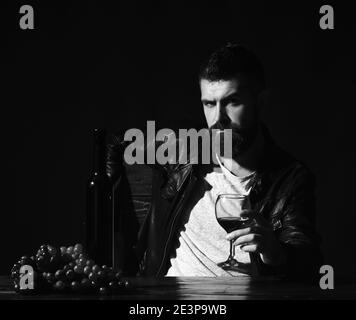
226,210,286,266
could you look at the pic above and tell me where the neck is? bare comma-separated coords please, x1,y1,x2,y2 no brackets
218,125,264,177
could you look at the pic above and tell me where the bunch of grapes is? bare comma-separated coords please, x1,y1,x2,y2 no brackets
10,243,130,295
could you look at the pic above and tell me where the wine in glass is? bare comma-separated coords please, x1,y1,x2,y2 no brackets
215,193,252,272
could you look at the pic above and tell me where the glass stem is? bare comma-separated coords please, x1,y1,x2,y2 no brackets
229,240,234,261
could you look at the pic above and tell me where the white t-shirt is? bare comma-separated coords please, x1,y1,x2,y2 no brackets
166,158,256,277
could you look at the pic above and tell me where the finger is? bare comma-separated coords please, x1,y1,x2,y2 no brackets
226,223,270,241
240,244,260,253
226,226,254,241
233,233,261,247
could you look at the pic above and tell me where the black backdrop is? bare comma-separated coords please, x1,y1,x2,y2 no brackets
1,1,355,277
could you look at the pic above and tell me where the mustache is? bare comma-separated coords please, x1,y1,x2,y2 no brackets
209,119,244,134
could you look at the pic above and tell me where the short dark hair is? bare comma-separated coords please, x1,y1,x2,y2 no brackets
199,43,265,92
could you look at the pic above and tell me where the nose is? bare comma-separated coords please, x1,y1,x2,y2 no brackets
213,103,229,127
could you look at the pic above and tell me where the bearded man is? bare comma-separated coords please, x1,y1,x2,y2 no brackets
107,43,323,280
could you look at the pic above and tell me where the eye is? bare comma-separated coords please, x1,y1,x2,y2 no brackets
203,102,215,108
229,98,241,106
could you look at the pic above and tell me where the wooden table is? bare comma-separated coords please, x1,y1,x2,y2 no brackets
1,275,355,300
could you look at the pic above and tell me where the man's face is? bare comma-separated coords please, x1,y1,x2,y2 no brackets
200,76,260,156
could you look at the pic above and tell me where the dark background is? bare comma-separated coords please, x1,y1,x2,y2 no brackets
1,1,355,277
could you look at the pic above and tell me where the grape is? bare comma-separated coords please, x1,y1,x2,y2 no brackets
11,262,21,270
90,280,99,289
11,270,19,280
77,258,87,267
74,243,83,254
78,253,88,259
99,287,108,295
71,253,78,261
83,266,91,276
62,264,71,272
88,272,97,281
46,273,55,283
108,281,117,290
39,244,49,255
35,245,52,266
73,265,84,274
66,246,74,255
55,269,65,280
116,279,130,289
66,269,75,281
86,259,95,267
10,263,21,280
14,282,20,293
92,265,101,274
36,255,50,271
71,281,81,292
47,245,57,257
97,270,105,280
53,280,65,291
20,255,34,266
11,243,134,295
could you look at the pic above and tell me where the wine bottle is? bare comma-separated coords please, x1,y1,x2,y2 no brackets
86,128,113,267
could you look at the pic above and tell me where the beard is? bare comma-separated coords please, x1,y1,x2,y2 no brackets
209,118,259,159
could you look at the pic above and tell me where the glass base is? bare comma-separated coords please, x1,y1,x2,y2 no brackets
217,258,250,274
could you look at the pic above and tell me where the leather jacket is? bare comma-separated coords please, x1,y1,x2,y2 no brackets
106,124,323,280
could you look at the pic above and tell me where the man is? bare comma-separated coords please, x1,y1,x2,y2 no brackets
107,43,323,280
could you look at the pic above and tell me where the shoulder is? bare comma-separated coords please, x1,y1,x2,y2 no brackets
268,146,316,199
260,123,315,188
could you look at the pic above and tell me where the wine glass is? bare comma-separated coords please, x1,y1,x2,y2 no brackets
215,193,253,272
